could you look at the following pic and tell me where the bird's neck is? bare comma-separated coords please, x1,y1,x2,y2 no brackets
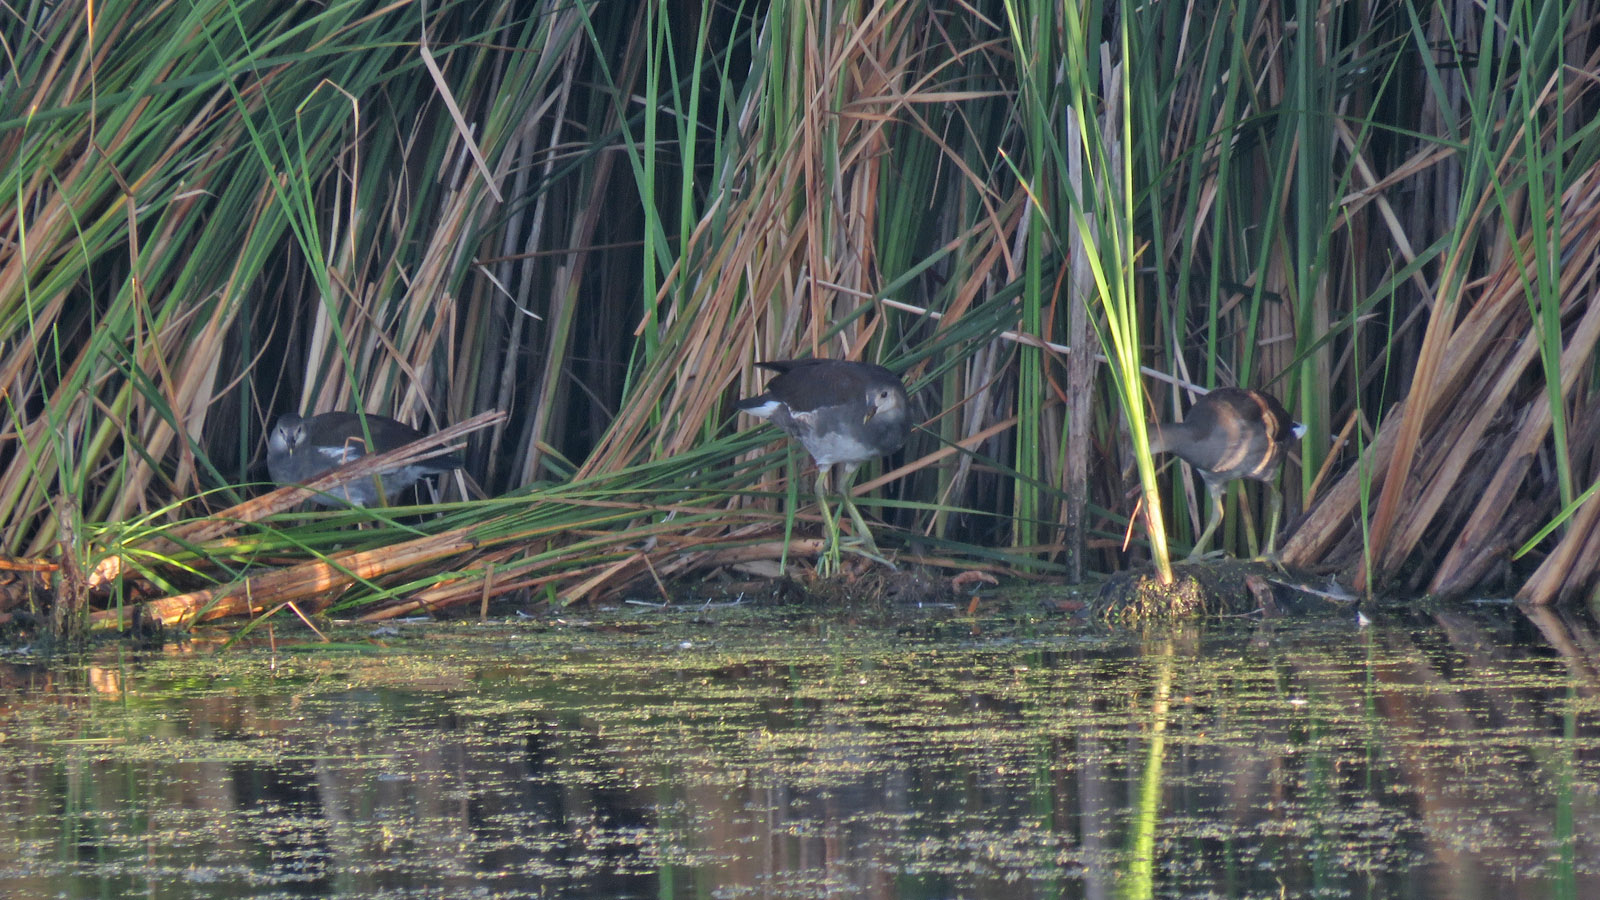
1146,421,1181,455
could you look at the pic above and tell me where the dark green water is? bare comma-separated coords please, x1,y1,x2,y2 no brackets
0,600,1594,899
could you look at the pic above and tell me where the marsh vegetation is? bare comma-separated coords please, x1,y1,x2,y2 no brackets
2,0,1598,629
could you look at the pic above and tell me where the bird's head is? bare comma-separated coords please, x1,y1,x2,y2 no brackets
862,385,904,424
268,415,307,457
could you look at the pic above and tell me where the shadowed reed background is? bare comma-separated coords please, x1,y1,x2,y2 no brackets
2,0,1598,627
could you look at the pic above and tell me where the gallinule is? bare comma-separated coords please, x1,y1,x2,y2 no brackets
267,412,463,508
1148,387,1306,558
738,359,910,571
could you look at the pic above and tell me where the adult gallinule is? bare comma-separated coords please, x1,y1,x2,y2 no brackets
267,412,463,508
1148,387,1306,558
738,359,910,570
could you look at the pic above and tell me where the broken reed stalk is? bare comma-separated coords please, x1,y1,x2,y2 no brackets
92,526,483,629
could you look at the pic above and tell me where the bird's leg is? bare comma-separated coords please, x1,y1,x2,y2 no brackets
814,466,843,576
1264,482,1283,556
1187,482,1226,560
840,492,879,556
832,465,871,548
1255,481,1289,571
796,454,897,577
830,465,896,569
840,480,881,547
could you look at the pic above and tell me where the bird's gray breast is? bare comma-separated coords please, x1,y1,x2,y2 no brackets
776,404,884,466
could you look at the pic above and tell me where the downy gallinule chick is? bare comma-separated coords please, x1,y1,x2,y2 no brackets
267,412,463,508
1148,387,1306,559
738,359,911,571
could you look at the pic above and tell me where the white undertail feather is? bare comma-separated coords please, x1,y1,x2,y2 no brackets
741,399,783,419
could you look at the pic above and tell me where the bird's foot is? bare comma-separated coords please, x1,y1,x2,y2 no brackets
836,525,895,569
838,532,883,552
816,544,845,578
839,541,897,570
1251,551,1290,574
813,541,897,575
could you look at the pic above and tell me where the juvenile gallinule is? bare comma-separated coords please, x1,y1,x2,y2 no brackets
738,358,911,570
267,412,464,508
1148,387,1306,558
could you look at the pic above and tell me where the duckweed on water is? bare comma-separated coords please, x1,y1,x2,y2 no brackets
0,602,1596,899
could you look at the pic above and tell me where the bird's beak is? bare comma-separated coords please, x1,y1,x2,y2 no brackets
862,407,877,424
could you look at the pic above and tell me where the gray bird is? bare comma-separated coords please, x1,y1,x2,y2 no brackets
738,359,911,569
266,412,463,508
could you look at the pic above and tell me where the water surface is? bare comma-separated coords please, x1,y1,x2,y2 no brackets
1,600,1594,899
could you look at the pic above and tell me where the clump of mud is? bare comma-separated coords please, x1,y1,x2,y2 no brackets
1095,559,1310,624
